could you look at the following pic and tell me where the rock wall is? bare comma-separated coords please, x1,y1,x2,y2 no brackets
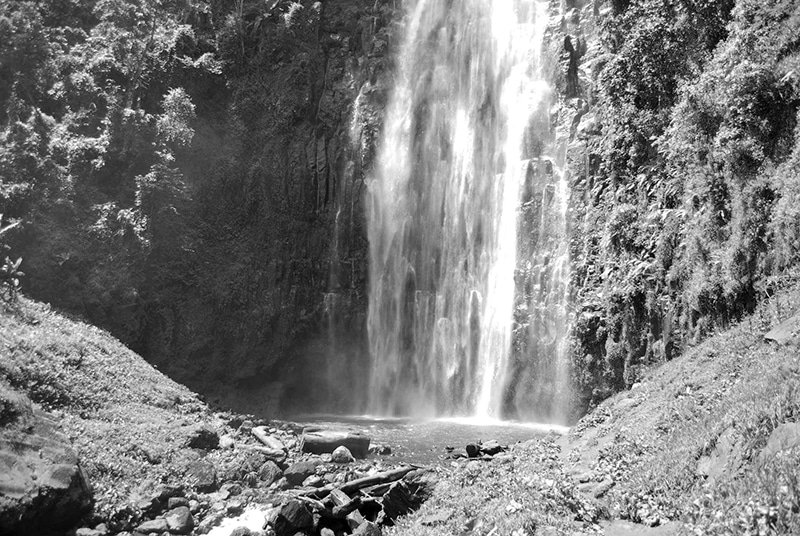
136,0,398,415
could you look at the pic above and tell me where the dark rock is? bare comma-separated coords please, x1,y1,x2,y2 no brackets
284,460,319,486
0,393,93,536
184,460,217,492
382,471,435,522
136,518,169,534
353,521,382,536
465,443,481,458
186,426,219,450
164,506,193,534
273,500,314,536
258,460,283,484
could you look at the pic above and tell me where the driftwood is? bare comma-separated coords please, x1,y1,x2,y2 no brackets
301,465,419,500
239,444,286,463
300,430,370,458
252,426,287,451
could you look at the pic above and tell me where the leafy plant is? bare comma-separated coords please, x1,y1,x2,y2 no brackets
0,214,23,303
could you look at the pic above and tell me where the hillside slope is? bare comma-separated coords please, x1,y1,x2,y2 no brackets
0,298,219,533
389,281,800,536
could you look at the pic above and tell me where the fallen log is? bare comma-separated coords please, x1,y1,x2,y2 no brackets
252,426,287,451
302,466,419,500
300,430,370,458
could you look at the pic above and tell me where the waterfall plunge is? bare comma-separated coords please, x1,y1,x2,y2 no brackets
366,0,567,421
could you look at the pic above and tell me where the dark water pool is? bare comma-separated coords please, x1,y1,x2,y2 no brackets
288,414,568,465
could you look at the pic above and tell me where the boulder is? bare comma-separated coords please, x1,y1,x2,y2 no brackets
164,506,194,534
300,430,371,458
258,460,283,484
136,518,169,533
0,389,93,536
331,445,355,464
284,460,319,486
184,460,217,492
273,499,314,536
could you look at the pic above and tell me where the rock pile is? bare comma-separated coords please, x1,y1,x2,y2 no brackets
65,417,433,536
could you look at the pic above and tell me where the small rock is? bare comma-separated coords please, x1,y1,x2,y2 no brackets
220,482,243,497
165,506,194,535
76,529,103,536
227,499,245,515
346,509,365,531
219,434,235,449
258,461,283,485
168,497,190,509
230,528,257,536
302,475,324,487
188,500,200,513
368,444,392,455
320,528,335,536
136,518,169,534
283,461,319,486
238,420,254,435
466,443,480,458
331,446,355,464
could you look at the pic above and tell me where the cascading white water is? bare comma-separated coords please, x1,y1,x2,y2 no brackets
366,0,565,420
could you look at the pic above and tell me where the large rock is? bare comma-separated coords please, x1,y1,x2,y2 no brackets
164,505,194,534
283,460,319,486
258,460,283,485
300,430,371,458
0,388,93,536
184,460,217,492
273,499,314,536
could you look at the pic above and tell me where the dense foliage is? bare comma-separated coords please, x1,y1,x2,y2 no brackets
0,0,390,407
570,0,800,408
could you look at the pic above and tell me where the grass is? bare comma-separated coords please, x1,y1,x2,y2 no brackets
388,438,602,536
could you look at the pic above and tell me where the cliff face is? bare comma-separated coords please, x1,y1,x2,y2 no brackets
141,0,399,414
2,0,397,416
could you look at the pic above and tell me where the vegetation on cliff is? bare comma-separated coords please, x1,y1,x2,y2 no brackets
0,0,395,412
569,0,800,410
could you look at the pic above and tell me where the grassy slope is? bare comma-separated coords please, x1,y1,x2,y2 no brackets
0,298,215,519
392,283,800,536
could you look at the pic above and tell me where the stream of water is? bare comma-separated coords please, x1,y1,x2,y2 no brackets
365,0,570,422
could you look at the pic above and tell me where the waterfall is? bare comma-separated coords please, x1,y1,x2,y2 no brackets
366,0,568,421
